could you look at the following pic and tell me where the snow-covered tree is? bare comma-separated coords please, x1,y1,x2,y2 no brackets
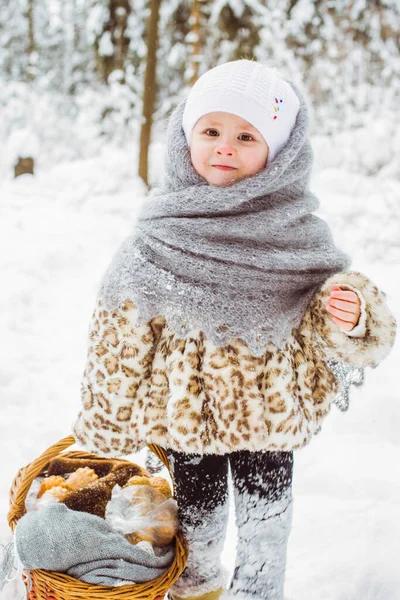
87,0,132,84
0,0,31,81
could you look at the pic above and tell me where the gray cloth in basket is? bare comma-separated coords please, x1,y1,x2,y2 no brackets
15,503,175,586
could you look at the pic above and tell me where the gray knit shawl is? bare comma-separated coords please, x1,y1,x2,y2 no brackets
100,83,350,356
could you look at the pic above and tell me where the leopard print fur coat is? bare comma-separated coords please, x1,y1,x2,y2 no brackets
73,271,396,457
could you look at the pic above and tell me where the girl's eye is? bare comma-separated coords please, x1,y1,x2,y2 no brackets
204,129,254,141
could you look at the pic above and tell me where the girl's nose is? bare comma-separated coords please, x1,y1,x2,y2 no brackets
215,143,235,156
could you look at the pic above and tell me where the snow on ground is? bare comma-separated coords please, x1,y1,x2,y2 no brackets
0,138,399,600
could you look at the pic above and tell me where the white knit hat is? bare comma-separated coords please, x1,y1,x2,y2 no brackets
182,60,300,163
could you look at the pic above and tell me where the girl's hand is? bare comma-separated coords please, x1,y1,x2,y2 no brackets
325,284,361,332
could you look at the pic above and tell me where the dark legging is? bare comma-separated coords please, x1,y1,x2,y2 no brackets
167,449,294,599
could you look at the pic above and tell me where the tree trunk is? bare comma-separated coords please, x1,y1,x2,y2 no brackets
113,0,131,72
26,0,35,80
15,157,34,178
138,0,162,188
188,0,209,85
63,0,74,93
95,0,131,83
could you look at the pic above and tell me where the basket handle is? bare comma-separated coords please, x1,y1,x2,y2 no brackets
8,435,76,530
147,444,170,470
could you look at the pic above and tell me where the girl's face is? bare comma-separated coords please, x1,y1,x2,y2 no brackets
189,111,269,187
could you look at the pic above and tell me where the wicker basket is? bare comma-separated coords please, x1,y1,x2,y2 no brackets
8,435,188,600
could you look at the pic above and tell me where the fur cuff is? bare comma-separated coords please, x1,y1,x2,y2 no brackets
308,271,396,368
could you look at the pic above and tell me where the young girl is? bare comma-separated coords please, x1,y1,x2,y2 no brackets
73,60,396,600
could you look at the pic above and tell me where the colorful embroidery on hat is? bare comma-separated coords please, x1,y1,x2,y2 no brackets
273,98,283,120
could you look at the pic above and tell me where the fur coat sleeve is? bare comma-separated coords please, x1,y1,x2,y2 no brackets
304,271,396,368
73,298,165,456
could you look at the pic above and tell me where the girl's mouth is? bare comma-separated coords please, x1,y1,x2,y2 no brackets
213,165,237,171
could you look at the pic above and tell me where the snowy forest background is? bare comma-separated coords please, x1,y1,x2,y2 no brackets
1,0,400,184
1,1,400,599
